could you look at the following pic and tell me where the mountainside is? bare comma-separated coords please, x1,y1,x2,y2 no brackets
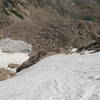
0,1,100,99
1,0,100,18
40,0,100,18
0,0,100,56
0,0,100,28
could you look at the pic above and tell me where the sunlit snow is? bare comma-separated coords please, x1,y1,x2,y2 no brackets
0,52,100,100
0,49,29,68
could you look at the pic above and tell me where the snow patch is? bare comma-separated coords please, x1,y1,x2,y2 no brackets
0,38,32,53
0,49,29,68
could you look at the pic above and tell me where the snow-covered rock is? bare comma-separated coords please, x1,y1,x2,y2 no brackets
0,52,100,100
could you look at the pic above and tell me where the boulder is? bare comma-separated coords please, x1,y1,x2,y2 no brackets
8,63,20,69
0,68,16,81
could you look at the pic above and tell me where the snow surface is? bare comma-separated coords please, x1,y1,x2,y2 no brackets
0,38,32,53
0,52,100,100
0,49,29,68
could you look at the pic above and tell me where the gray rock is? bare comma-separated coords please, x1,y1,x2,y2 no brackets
1,0,100,18
40,0,100,18
0,38,32,53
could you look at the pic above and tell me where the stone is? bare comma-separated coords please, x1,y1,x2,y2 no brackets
0,68,16,81
8,63,20,69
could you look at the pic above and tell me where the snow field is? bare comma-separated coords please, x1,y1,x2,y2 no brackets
0,52,100,100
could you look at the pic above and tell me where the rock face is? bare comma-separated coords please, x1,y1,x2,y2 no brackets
0,68,16,81
0,38,32,53
1,0,100,18
40,0,100,18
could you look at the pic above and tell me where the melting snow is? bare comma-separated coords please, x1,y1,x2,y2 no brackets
0,52,100,100
0,38,31,69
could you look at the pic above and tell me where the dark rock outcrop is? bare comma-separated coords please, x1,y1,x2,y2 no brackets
16,50,47,72
77,37,100,52
16,49,72,72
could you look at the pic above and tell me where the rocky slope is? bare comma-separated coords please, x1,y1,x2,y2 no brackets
0,0,100,56
1,0,100,18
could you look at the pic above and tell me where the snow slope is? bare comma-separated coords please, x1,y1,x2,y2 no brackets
0,52,100,100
